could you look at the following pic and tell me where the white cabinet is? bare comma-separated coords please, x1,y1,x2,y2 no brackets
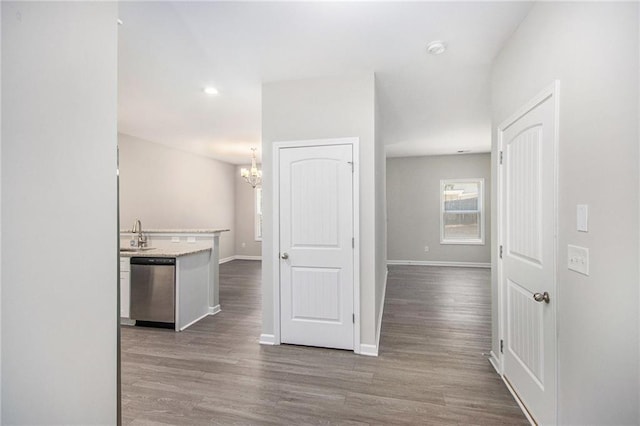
120,257,130,318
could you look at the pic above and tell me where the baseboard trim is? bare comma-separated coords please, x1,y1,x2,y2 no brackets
179,312,210,331
220,255,262,264
359,344,378,357
120,318,135,326
208,305,221,315
489,350,501,375
358,268,387,357
375,268,388,353
235,255,262,261
387,260,491,268
259,333,277,345
501,373,536,426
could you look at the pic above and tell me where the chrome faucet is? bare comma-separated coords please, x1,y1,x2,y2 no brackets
131,219,147,248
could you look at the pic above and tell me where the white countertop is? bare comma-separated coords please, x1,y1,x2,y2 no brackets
119,243,212,258
120,228,229,234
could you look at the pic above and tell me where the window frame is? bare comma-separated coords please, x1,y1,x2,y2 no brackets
440,178,485,245
254,186,262,241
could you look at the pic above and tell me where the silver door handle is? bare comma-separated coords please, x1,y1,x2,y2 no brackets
280,252,289,260
533,292,550,304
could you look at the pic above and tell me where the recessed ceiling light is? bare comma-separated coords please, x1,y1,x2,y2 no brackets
204,87,219,96
426,40,447,55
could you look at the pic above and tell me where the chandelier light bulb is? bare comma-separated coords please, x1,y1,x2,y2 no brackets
240,148,262,188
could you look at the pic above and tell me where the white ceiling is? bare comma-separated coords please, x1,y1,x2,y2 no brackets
118,1,533,164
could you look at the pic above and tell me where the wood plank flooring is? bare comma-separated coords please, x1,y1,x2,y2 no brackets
121,261,527,425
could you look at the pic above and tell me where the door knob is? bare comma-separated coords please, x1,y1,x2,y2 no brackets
533,292,550,304
280,252,289,260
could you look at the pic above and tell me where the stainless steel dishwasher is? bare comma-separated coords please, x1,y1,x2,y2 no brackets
129,257,176,325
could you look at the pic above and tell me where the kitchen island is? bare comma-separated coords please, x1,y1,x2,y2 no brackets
120,229,229,331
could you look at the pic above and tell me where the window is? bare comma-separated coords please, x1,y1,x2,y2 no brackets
440,179,484,245
255,187,262,241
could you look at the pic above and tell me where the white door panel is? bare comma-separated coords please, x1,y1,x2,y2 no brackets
501,87,557,425
279,144,354,350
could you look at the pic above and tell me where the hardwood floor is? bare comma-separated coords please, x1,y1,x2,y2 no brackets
121,261,527,425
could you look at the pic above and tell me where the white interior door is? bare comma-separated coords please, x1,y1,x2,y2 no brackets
279,144,354,350
500,86,557,425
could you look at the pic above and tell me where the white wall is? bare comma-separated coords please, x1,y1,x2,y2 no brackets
492,3,639,424
118,133,236,260
234,165,262,258
0,3,4,419
374,80,387,344
261,74,384,348
2,2,118,423
387,154,491,264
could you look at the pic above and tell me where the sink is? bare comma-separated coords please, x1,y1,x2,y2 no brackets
120,247,156,253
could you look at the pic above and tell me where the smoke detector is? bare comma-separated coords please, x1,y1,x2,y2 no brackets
426,40,447,55
204,87,219,96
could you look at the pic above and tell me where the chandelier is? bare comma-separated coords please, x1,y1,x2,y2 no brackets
240,148,262,188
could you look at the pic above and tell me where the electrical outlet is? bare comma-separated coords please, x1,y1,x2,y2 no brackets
171,236,180,243
187,236,196,243
424,246,429,252
241,242,246,248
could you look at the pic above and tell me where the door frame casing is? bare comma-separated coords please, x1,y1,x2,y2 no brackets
496,81,560,424
271,137,361,354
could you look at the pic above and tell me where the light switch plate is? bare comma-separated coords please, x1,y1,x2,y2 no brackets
577,204,588,232
568,244,589,276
